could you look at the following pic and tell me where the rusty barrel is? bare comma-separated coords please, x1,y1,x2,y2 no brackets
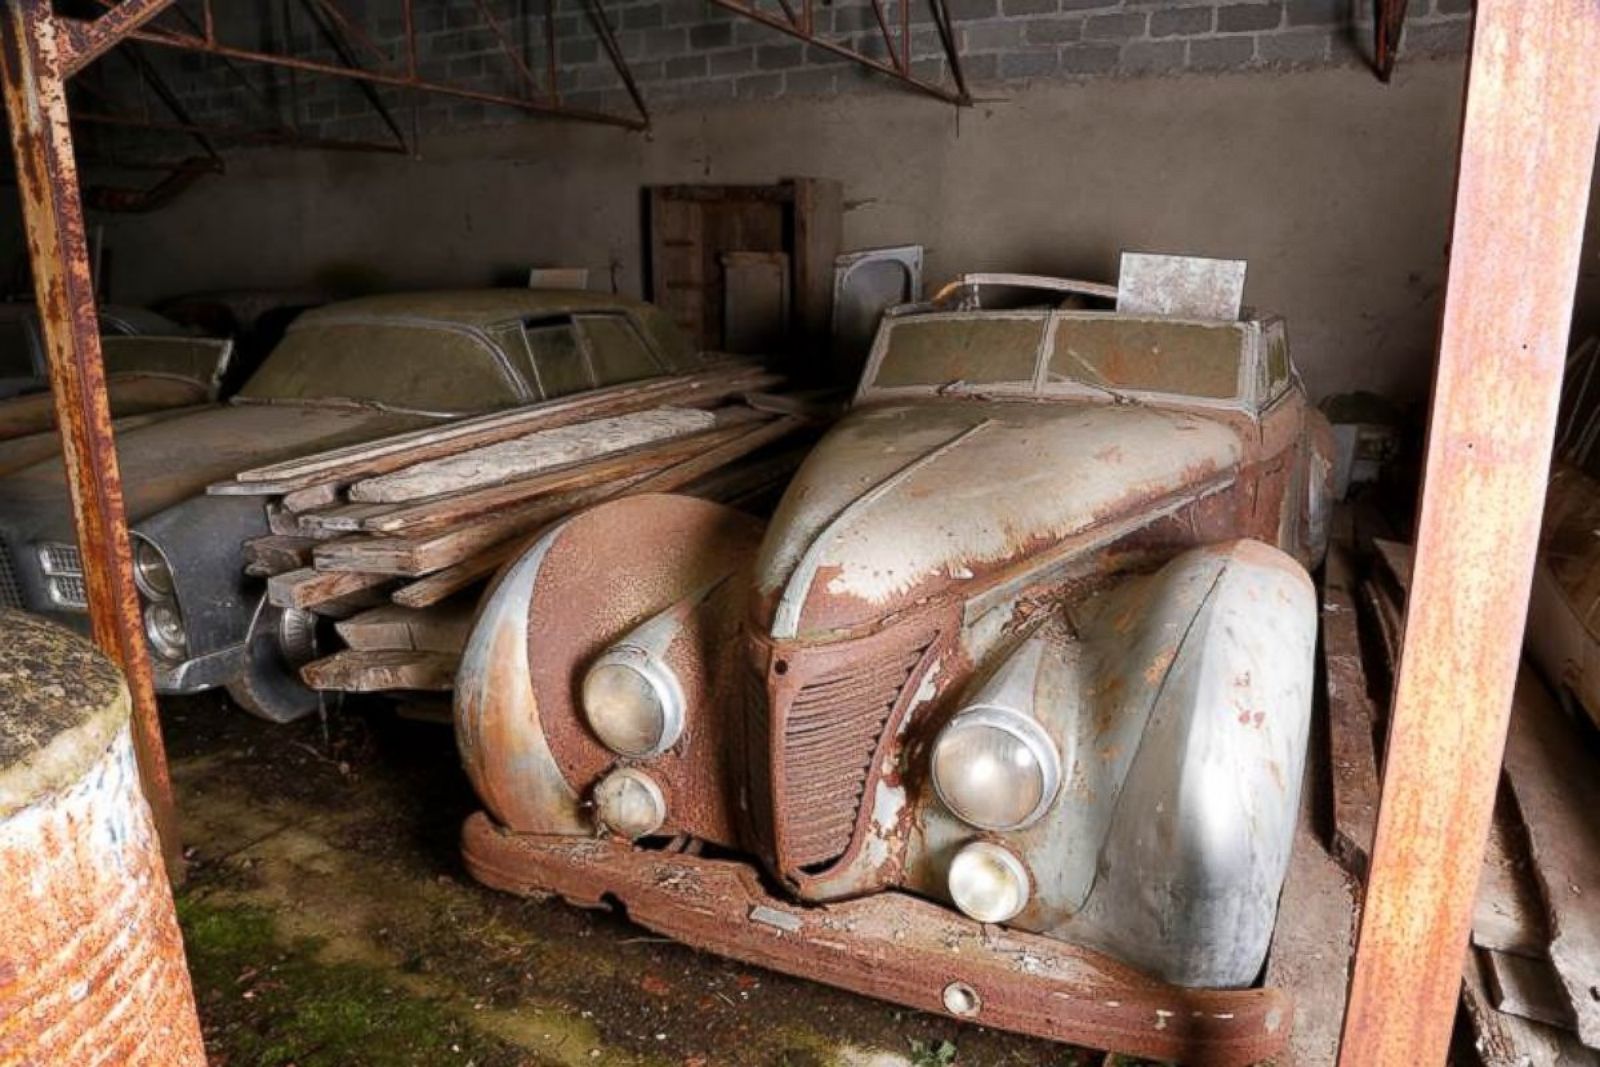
0,610,204,1065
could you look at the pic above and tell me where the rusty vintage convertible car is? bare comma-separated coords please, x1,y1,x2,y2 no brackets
457,276,1333,1064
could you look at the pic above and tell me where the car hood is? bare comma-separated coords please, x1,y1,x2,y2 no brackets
0,402,424,538
753,399,1246,638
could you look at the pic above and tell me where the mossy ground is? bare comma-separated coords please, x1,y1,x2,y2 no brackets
161,693,1139,1066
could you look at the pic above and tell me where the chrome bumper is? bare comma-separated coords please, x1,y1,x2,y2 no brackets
151,642,245,694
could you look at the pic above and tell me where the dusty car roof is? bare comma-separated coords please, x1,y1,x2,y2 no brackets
298,289,654,328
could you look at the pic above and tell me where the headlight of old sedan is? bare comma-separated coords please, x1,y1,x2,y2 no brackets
581,645,685,759
143,600,188,661
931,707,1061,831
132,536,175,599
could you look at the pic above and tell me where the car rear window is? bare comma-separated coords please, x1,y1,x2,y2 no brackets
240,322,520,413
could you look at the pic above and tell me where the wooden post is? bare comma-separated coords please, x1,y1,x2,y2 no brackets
0,0,183,878
1338,3,1600,1063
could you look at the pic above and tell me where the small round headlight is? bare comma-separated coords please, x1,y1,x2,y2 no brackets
948,840,1031,924
581,647,685,759
133,538,174,599
593,767,667,840
144,600,187,661
931,707,1060,831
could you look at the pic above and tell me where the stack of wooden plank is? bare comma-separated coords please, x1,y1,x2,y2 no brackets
208,363,815,694
1357,538,1600,1065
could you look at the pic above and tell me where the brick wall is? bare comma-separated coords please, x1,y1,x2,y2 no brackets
83,0,1472,157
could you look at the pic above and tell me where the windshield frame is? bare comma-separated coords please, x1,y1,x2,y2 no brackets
855,308,1264,413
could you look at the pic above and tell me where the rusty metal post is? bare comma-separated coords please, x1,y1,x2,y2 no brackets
0,0,183,878
1338,3,1600,1064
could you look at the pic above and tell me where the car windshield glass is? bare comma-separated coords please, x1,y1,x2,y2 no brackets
870,315,1045,390
1045,317,1244,401
239,321,520,412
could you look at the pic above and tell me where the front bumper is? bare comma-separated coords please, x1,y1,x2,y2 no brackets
151,642,245,694
461,814,1291,1066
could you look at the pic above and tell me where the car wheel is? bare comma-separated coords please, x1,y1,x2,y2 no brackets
225,604,320,724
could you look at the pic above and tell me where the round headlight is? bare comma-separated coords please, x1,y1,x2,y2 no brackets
593,767,667,839
133,538,174,599
930,707,1060,831
144,601,187,661
948,840,1031,924
581,647,685,758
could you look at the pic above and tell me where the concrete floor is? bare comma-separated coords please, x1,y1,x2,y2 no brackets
161,692,1119,1067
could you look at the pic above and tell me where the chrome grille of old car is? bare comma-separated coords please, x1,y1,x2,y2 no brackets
38,541,87,609
0,542,22,610
768,638,931,872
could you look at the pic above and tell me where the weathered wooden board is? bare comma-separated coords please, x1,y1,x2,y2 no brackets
334,602,473,654
208,365,781,495
314,477,648,577
297,501,396,535
1320,545,1381,881
242,535,317,577
266,566,392,611
1473,790,1552,960
300,650,456,692
1501,669,1600,1048
281,481,341,513
357,423,748,537
347,407,716,503
1263,786,1358,1066
1484,948,1578,1031
1461,949,1595,1067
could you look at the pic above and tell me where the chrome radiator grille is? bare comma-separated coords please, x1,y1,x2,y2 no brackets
765,637,930,873
0,542,21,610
38,542,87,610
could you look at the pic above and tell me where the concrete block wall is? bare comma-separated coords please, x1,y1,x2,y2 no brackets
85,0,1471,150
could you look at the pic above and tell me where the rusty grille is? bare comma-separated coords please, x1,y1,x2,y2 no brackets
0,542,20,609
772,640,930,872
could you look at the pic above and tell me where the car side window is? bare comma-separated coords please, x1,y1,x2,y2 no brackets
576,314,663,387
1259,322,1292,406
524,318,591,399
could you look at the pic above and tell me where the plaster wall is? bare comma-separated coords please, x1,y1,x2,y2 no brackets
87,57,1600,402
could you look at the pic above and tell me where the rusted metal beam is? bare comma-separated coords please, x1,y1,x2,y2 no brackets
1337,3,1600,1064
71,18,648,130
706,0,970,105
1372,0,1408,82
59,0,178,77
0,0,183,874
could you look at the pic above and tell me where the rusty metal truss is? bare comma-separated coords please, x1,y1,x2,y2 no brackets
58,0,650,163
709,0,970,105
1372,0,1408,82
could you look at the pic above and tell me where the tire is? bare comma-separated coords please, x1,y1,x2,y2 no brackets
225,604,321,724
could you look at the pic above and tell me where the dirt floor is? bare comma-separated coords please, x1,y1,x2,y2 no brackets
161,692,1123,1067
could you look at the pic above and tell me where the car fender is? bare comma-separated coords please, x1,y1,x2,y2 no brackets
456,493,765,841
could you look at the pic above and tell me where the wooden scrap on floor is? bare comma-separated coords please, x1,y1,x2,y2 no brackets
299,650,456,692
1320,544,1381,880
1263,785,1358,1066
266,566,392,612
1483,948,1579,1031
1472,790,1551,960
334,602,474,654
1500,669,1600,1049
1461,949,1594,1067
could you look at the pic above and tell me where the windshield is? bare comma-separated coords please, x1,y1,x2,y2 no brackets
239,321,523,413
865,311,1247,402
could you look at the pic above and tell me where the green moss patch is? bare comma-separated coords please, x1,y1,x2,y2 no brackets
178,897,538,1067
